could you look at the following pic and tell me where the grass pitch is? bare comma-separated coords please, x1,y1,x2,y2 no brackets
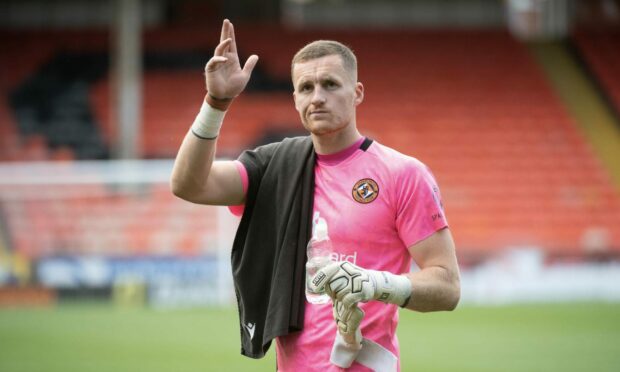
1,302,619,371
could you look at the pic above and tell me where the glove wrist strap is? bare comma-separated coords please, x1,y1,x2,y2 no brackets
370,270,412,307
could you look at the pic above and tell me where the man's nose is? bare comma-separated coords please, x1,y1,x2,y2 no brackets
311,87,326,105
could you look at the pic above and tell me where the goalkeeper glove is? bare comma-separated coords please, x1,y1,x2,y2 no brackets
331,300,363,368
311,261,412,308
333,300,364,346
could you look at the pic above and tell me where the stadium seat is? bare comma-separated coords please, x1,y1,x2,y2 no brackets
2,26,619,258
574,29,620,114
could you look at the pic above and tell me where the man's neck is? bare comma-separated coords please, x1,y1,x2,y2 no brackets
311,125,363,155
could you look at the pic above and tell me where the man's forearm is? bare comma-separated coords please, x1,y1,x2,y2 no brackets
170,130,217,202
171,95,229,202
404,266,460,312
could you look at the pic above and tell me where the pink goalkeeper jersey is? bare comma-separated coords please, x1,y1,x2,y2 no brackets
232,137,448,371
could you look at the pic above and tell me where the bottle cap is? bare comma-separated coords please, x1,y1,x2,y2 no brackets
315,218,329,240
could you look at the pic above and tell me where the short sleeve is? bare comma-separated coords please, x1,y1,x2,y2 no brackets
395,162,448,248
227,160,249,217
227,141,280,217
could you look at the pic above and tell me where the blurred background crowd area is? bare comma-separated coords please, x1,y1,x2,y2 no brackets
0,0,619,307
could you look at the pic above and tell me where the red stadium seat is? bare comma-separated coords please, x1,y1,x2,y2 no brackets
2,26,619,258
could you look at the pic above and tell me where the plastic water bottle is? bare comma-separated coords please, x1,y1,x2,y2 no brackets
305,218,333,304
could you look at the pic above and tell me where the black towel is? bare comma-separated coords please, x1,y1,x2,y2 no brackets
232,136,315,358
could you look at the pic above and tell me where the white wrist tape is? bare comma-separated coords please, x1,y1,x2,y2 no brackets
369,270,412,307
190,100,226,139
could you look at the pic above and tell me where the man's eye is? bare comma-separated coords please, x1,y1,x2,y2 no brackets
325,81,338,89
299,84,312,92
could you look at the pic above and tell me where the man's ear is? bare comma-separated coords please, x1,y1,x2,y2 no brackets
354,82,364,106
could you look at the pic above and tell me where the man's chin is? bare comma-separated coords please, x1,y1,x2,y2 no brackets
309,128,337,136
304,121,343,136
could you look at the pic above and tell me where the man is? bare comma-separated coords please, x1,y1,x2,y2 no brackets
171,19,460,371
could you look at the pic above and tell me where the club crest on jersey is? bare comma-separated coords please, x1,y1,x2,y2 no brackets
352,178,379,204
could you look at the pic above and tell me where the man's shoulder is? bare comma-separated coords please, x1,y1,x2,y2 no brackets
368,141,430,175
239,135,314,170
279,135,313,148
252,135,312,153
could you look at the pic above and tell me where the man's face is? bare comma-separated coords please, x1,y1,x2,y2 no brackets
292,55,364,136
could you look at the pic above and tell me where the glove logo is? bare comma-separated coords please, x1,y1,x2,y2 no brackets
352,178,379,204
312,272,327,287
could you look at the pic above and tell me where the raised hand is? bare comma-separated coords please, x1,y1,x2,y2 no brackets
205,19,259,100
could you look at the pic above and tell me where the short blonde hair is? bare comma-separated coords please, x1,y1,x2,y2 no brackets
291,40,357,82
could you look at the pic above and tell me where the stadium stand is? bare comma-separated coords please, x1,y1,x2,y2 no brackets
528,40,620,191
0,31,52,162
573,28,620,115
1,26,619,260
0,30,108,161
1,183,219,258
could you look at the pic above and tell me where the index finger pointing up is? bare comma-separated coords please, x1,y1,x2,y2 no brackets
219,19,230,43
